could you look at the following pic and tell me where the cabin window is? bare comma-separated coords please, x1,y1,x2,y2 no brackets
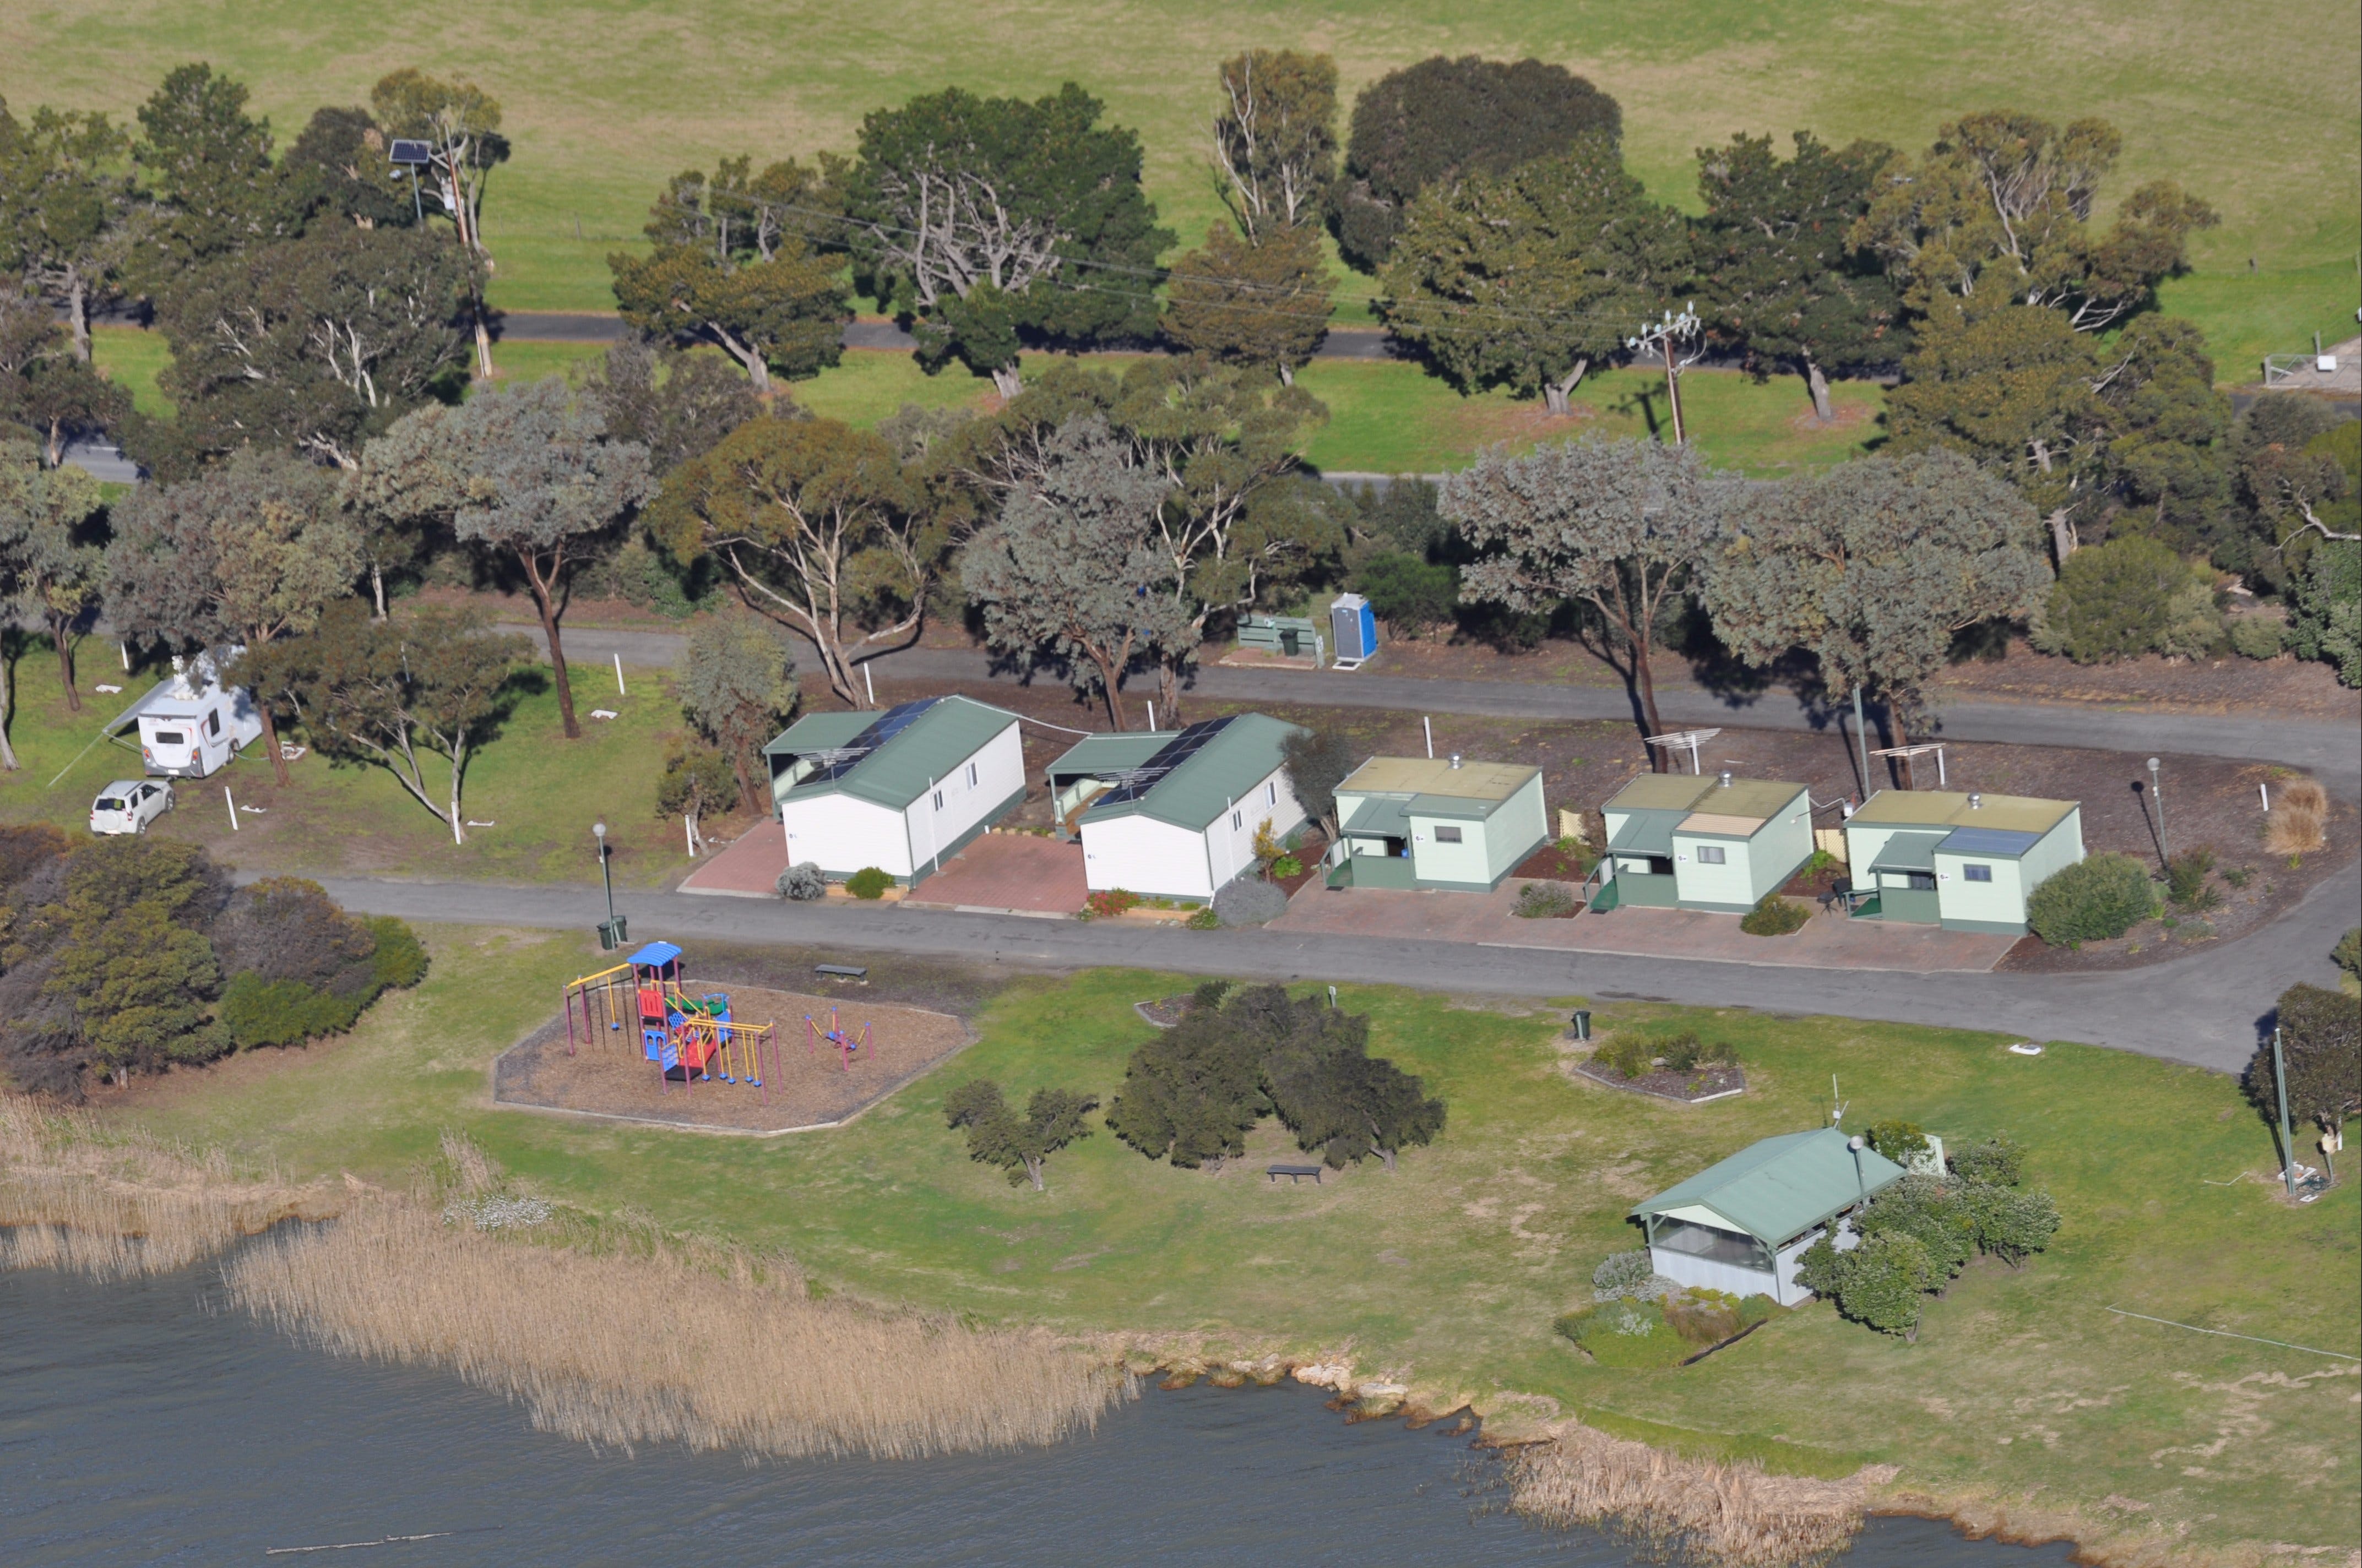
153,730,185,746
1231,810,1242,830
932,790,944,811
1962,863,1992,883
205,710,221,737
1265,781,1277,805
966,761,979,788
1649,1218,1772,1272
1696,845,1726,865
1434,825,1463,844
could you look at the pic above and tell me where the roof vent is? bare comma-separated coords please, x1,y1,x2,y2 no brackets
1448,753,1463,769
1718,770,1733,788
1968,792,1983,809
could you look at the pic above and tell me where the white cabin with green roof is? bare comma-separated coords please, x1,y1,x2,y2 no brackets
1597,772,1813,913
762,696,1025,885
1046,715,1308,901
1630,1128,1905,1306
1327,755,1547,891
1842,789,2083,935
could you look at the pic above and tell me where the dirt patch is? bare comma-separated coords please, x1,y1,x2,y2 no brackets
1446,399,1596,453
1570,1060,1747,1103
494,984,973,1133
1788,400,1875,434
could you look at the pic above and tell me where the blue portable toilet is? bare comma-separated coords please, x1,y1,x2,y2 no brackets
1329,593,1376,670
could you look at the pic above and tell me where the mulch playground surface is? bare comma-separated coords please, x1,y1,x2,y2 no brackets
493,984,973,1133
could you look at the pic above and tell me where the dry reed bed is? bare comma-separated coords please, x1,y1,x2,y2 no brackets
1501,1419,1896,1567
2263,777,2330,858
0,1096,336,1278
225,1204,1128,1461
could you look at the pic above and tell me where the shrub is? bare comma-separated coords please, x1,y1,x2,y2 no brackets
2228,614,2288,660
2336,927,2362,981
655,743,739,823
2165,847,2221,913
2033,536,2220,662
1591,1249,1655,1300
1555,1299,1690,1368
1829,1231,1936,1338
2287,538,2360,686
1084,888,1141,919
844,867,893,900
1353,550,1459,635
1183,905,1221,930
1661,1290,1744,1347
1739,894,1809,937
776,862,827,901
1213,876,1287,927
1959,1182,2060,1266
1655,1032,1734,1072
1856,1174,1975,1282
1514,881,1578,919
364,916,429,993
1947,1134,2027,1188
1190,978,1234,1011
220,972,366,1049
1866,1120,1929,1163
1590,1036,1655,1080
2027,853,2156,944
2265,778,2328,859
1269,854,1305,880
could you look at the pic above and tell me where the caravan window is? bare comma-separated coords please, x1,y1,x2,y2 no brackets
1962,864,1992,883
205,710,221,737
153,730,186,747
1695,845,1726,865
1265,781,1277,805
966,761,978,788
1434,825,1463,844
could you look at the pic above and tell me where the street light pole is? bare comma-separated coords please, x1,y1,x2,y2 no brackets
2147,758,2168,862
2273,1025,2298,1198
1851,686,1871,797
593,819,620,948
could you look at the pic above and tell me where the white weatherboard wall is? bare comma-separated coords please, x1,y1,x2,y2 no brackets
1749,796,1814,900
1670,836,1756,909
1408,815,1490,886
900,726,1025,881
1486,772,1549,881
781,793,911,878
1082,764,1306,900
1649,1226,1826,1308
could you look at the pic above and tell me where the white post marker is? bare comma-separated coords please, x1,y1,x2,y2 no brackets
613,653,626,696
684,814,697,857
1423,716,1433,758
1147,701,1157,730
119,640,130,671
864,662,875,707
225,786,239,831
2260,782,2270,811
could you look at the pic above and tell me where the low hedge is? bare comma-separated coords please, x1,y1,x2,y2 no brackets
2028,853,2157,945
844,866,893,900
1740,894,1809,937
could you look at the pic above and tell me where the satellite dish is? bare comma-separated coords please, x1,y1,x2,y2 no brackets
387,138,433,167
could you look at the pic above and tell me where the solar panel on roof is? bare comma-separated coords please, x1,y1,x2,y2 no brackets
1940,826,2042,857
1091,716,1235,806
801,698,942,785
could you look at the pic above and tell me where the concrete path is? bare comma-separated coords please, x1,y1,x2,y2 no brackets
495,313,1401,361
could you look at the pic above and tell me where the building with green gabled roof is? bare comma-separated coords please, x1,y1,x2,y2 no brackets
1630,1126,1905,1305
762,695,1025,885
1597,771,1815,914
1046,714,1310,900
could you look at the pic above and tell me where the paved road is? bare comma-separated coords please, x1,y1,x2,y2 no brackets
528,622,2362,791
308,859,2356,1074
499,312,1402,360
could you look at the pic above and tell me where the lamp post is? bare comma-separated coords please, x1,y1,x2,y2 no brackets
593,819,623,950
2272,1025,2298,1198
1847,1134,1867,1206
2147,757,2168,862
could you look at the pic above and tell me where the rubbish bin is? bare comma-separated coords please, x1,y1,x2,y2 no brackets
598,916,628,951
1570,1008,1592,1042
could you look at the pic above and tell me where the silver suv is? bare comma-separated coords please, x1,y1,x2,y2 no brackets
90,778,173,835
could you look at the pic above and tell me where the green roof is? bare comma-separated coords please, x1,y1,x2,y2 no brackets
1077,712,1307,831
767,695,1018,812
1340,795,1413,837
1045,732,1170,779
1867,830,1948,874
1607,808,1684,857
1632,1128,1905,1248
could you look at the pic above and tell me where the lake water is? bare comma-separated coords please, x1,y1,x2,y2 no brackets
0,1263,2073,1566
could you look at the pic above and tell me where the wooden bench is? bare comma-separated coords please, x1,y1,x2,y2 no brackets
813,963,868,983
1267,1163,1324,1185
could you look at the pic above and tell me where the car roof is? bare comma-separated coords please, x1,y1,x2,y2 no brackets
100,779,145,793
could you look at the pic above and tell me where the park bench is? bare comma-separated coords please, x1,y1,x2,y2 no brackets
814,963,868,983
1267,1163,1324,1185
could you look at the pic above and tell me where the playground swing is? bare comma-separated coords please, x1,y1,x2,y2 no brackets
806,1008,871,1072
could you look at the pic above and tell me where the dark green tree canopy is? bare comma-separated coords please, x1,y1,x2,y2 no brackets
133,63,282,286
1692,132,1902,419
1702,450,2050,739
1211,49,1339,241
1280,726,1360,841
1160,221,1333,382
145,222,474,472
1378,135,1685,413
944,1078,1098,1191
610,154,849,395
1331,56,1621,271
2249,984,2360,1135
279,106,420,232
0,97,137,360
0,288,128,465
581,339,763,478
846,84,1172,392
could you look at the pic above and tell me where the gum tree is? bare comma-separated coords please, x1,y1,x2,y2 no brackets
0,445,106,720
1445,435,1729,754
370,69,507,375
676,608,800,814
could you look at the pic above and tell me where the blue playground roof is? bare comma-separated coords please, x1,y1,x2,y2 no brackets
628,941,683,967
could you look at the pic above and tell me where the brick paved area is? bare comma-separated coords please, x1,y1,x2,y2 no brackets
903,832,1088,916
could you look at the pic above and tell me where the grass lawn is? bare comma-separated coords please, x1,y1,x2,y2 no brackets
8,0,2350,360
0,642,702,890
117,928,2361,1560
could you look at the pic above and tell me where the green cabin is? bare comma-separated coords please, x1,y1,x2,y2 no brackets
1326,755,1548,891
1597,772,1813,913
1842,790,2083,935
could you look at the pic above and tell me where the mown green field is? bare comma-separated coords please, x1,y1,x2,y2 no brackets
0,642,698,889
10,0,2355,367
118,928,2361,1559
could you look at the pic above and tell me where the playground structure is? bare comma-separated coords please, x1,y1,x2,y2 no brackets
805,1008,871,1072
563,941,783,1102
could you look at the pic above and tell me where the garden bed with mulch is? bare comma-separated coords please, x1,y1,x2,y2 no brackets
1135,994,1199,1029
1778,858,1848,901
1512,842,1596,881
1568,1060,1748,1103
494,984,973,1133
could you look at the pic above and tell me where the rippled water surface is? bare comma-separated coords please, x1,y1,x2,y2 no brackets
0,1264,2073,1566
